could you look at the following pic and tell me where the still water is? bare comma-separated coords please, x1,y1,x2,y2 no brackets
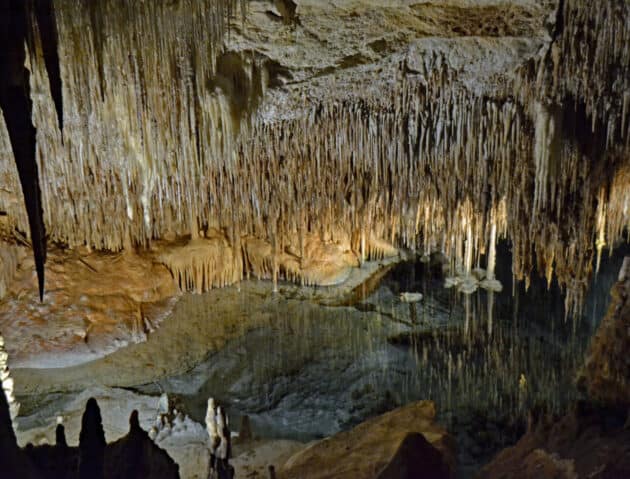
143,243,627,473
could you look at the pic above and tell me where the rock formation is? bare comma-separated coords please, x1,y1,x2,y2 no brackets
479,402,630,478
206,398,234,479
0,332,19,431
279,400,455,479
78,398,106,479
0,394,180,479
577,256,630,408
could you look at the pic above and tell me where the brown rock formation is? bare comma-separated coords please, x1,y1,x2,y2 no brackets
478,402,630,478
279,400,455,479
0,246,178,367
577,257,630,408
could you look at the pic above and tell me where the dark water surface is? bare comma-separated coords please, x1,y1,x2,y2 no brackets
143,242,627,475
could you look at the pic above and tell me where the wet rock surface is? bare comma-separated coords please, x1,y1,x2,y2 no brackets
9,249,630,478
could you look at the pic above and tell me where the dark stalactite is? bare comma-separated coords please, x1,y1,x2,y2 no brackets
0,0,48,301
31,0,63,133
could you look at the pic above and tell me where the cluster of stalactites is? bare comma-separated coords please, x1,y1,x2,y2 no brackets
0,244,23,300
0,0,627,316
0,0,251,251
517,0,630,150
158,234,243,293
555,0,630,149
513,0,630,315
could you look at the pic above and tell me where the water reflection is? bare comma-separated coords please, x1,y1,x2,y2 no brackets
151,243,627,475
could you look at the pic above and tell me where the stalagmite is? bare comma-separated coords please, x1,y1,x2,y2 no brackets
0,334,19,433
206,398,219,463
206,398,233,479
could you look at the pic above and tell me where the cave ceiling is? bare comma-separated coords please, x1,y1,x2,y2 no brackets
0,0,627,314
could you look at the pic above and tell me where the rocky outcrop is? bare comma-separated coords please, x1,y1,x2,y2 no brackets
106,410,179,479
577,257,630,408
478,402,630,478
279,400,455,479
0,247,178,367
376,432,452,479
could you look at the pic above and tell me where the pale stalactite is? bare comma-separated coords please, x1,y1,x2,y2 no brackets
0,334,20,433
533,101,562,218
595,187,607,275
158,232,242,293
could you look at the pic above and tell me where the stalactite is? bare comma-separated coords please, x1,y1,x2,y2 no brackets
158,232,242,293
0,0,247,251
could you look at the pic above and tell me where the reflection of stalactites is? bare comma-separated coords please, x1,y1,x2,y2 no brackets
487,291,494,337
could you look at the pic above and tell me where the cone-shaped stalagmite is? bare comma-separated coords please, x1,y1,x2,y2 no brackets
78,398,106,479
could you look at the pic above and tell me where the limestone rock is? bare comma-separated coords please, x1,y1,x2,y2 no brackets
376,432,451,479
577,258,630,408
0,247,178,368
279,400,455,479
480,402,630,479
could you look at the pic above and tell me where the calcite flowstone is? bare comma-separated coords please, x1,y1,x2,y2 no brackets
0,247,178,367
